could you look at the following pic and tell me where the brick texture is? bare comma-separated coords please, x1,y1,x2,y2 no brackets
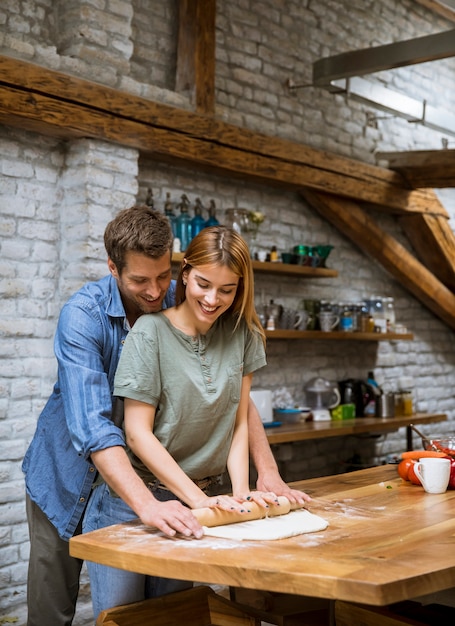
0,1,454,624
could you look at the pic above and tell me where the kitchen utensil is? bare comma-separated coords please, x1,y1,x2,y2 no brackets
266,299,282,329
318,311,339,331
338,378,378,418
312,245,334,267
304,377,341,421
273,408,303,423
375,392,395,418
414,457,451,494
280,308,304,330
295,309,313,330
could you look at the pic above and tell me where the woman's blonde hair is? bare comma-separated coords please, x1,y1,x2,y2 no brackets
175,226,265,346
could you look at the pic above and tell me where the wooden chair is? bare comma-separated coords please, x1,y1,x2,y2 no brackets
95,585,260,626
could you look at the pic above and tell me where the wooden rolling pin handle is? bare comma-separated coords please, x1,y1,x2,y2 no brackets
191,495,304,527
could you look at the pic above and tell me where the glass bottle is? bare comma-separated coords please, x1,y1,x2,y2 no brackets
224,208,250,236
145,187,154,208
176,194,192,251
191,197,206,239
384,297,396,332
164,192,177,238
205,199,220,227
359,301,370,333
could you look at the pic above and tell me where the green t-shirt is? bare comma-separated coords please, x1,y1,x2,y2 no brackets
114,312,266,484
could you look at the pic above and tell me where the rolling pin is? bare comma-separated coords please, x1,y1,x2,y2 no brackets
191,496,304,527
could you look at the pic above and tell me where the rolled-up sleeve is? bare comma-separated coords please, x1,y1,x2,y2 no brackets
56,301,125,458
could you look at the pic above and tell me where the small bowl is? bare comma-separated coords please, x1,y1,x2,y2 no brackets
273,408,304,423
312,245,334,267
422,436,455,453
281,252,293,264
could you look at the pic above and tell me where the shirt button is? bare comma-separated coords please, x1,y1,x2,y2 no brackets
79,497,85,503
89,466,95,473
207,377,212,383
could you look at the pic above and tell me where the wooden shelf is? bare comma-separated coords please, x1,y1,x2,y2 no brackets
172,253,338,278
172,253,411,341
265,329,414,341
265,413,447,446
251,260,337,278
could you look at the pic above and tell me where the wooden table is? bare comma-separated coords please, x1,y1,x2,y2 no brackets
70,465,455,607
265,412,447,451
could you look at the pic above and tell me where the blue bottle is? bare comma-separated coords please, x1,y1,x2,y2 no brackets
205,199,220,227
176,194,192,251
191,198,206,239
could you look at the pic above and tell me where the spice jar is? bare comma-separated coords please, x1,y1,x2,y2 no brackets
339,303,353,332
402,390,413,416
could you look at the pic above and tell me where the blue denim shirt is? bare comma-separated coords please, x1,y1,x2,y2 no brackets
22,274,176,541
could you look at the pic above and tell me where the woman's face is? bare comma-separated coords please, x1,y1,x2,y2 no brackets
183,263,239,332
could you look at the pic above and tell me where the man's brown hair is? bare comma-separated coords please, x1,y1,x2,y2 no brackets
104,205,173,273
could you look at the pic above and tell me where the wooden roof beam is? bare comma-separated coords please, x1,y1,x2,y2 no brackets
302,189,455,330
0,56,447,218
176,0,216,114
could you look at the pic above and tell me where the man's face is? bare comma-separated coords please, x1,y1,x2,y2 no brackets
108,250,172,323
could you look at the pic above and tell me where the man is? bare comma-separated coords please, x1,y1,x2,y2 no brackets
23,205,307,626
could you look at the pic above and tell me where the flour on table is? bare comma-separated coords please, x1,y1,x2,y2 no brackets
202,509,328,541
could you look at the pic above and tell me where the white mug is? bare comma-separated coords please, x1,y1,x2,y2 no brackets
414,457,450,494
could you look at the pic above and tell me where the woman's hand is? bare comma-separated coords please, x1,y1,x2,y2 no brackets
236,490,282,510
192,494,253,514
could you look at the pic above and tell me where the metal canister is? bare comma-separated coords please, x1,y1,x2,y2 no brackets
375,393,395,418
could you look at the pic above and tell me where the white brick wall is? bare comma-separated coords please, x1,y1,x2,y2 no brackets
1,1,455,624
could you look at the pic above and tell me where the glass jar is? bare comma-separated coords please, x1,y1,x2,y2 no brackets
224,208,250,236
339,303,353,332
402,390,413,416
368,296,387,333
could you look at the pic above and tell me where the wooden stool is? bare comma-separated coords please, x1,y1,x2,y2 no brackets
95,585,260,626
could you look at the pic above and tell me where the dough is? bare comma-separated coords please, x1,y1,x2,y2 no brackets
202,509,328,541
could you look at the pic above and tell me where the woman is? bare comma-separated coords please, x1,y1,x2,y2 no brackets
84,226,275,618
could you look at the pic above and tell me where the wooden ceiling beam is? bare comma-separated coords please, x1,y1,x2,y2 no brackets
176,0,216,114
399,212,455,291
1,56,455,326
301,189,455,330
377,149,455,188
0,56,447,218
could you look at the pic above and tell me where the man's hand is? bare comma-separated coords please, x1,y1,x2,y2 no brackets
139,498,204,539
247,399,311,505
256,472,311,505
92,447,204,538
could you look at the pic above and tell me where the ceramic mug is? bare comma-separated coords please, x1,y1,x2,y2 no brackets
296,310,313,331
318,311,340,332
302,299,320,330
280,308,304,330
414,457,451,494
